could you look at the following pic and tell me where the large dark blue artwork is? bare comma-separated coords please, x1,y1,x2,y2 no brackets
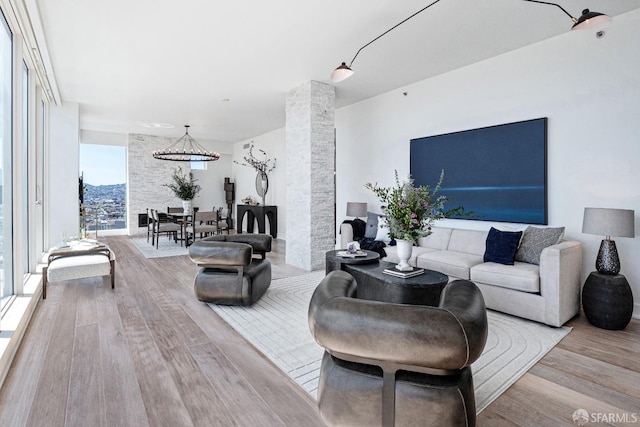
410,118,547,225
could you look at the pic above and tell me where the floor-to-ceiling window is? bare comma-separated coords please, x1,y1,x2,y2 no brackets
22,61,29,274
1,10,13,309
35,97,45,259
79,143,127,234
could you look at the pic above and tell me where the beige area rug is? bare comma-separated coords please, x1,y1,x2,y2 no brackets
210,270,571,413
130,236,189,258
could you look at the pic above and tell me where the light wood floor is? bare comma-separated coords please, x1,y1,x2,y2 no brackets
0,236,638,426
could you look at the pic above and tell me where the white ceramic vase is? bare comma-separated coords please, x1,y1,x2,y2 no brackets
395,239,413,271
182,199,193,215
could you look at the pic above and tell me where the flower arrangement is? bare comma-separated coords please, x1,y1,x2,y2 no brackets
365,170,448,244
234,143,277,175
164,167,201,200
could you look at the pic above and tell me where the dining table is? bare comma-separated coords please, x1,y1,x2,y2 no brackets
167,212,193,245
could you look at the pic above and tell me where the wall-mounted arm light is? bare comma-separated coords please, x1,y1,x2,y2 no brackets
330,1,611,84
522,0,611,30
330,0,444,83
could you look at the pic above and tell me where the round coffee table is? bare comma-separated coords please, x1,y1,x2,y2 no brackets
344,261,449,306
325,249,380,274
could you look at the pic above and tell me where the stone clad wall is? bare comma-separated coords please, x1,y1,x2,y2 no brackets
128,133,190,235
285,81,335,270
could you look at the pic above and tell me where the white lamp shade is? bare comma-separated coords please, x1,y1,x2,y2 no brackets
330,63,354,83
572,11,612,31
346,202,367,218
582,208,635,238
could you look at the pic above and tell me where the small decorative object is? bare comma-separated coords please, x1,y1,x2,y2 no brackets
582,207,635,275
347,241,361,254
241,196,254,204
164,167,201,214
366,170,448,271
234,143,276,206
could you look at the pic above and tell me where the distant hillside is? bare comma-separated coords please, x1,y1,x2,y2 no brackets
83,183,126,203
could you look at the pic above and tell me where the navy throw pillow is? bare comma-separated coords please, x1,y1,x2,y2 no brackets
483,227,523,265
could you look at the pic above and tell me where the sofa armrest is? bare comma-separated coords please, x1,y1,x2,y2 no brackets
340,222,354,249
539,240,583,326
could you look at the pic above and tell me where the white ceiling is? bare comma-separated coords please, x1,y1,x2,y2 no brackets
35,0,640,145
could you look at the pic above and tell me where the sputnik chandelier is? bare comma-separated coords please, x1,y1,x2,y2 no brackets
152,125,220,162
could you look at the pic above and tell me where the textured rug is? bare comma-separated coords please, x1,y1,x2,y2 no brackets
130,236,189,259
210,270,570,413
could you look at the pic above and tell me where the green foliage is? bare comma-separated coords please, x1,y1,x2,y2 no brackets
164,167,201,200
365,170,448,244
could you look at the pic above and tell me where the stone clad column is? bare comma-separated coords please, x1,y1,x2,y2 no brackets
285,81,335,270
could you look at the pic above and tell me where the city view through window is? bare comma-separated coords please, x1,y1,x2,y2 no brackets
79,144,127,233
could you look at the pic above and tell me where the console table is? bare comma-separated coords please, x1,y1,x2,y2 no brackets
237,205,277,238
344,261,449,306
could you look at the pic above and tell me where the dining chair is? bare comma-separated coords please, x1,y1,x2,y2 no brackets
216,207,229,235
151,208,181,249
184,210,218,246
146,208,155,245
167,206,183,223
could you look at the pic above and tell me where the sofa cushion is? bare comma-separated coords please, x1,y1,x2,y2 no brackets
447,229,489,256
365,212,379,239
383,245,437,266
416,227,452,250
415,251,484,280
375,216,392,242
483,227,523,265
471,262,540,293
515,226,565,265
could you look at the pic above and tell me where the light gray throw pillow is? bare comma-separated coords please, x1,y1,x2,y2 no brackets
364,212,379,239
515,226,565,265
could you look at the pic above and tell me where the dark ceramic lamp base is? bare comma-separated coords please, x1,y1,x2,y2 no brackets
595,239,621,275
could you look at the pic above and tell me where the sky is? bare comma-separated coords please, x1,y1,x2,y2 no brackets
79,144,126,186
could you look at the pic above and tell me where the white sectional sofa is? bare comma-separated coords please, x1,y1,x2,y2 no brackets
339,224,582,327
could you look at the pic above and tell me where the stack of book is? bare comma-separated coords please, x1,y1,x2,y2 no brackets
337,250,367,258
383,267,424,278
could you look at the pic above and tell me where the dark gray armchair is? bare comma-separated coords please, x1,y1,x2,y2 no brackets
188,234,272,305
308,270,488,427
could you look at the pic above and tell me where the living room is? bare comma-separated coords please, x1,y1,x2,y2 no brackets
1,1,639,425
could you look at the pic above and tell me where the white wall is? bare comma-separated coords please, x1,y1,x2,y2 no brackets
334,9,640,317
191,153,233,213
232,128,286,238
48,101,80,244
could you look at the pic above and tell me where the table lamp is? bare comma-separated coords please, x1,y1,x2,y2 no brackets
582,207,635,275
346,202,367,220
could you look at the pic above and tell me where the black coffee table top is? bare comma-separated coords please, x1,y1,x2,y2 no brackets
345,261,449,306
325,249,380,274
